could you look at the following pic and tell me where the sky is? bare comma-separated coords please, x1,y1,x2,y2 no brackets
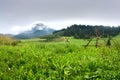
0,0,120,34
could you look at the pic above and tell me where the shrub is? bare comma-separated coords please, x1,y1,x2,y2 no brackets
0,35,20,46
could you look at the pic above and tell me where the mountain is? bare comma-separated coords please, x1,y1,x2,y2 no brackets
14,23,55,39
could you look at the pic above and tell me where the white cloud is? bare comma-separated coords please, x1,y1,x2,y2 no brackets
10,26,24,34
10,21,48,34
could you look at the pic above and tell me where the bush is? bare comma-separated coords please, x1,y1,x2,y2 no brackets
0,35,20,46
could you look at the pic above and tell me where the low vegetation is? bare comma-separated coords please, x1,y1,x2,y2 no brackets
0,35,120,80
0,35,20,46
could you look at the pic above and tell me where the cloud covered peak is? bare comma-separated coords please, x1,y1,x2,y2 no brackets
32,23,47,31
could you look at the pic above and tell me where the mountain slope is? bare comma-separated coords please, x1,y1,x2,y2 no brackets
14,23,55,39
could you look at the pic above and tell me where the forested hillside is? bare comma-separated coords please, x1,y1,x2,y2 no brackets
53,25,120,39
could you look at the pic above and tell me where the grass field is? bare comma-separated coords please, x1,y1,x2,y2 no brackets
0,36,120,80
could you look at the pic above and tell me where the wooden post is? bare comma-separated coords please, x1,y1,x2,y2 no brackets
95,37,99,48
106,35,111,47
84,37,93,48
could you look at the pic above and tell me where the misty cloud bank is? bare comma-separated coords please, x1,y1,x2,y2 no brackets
0,0,120,34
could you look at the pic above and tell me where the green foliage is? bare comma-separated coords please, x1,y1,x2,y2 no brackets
53,24,120,39
0,37,120,79
40,35,66,42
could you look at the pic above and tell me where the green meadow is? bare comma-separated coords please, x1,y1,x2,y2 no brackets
0,36,120,80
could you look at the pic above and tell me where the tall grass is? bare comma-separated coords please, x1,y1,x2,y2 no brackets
0,37,120,79
112,39,120,54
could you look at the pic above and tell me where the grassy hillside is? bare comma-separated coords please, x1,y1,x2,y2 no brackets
114,34,120,39
0,36,120,79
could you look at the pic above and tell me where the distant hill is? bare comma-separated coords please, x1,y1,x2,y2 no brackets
53,24,120,39
14,23,55,39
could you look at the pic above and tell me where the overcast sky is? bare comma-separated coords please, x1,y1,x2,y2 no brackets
0,0,120,34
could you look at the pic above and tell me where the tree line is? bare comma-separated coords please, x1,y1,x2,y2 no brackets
53,24,120,39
